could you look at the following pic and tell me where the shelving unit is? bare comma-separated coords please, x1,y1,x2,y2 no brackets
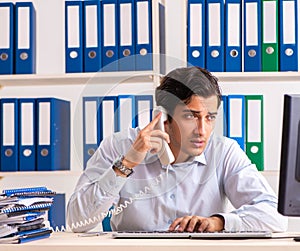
1,0,300,231
0,0,164,218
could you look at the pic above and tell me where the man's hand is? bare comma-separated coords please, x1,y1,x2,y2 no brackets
168,215,225,233
123,111,170,168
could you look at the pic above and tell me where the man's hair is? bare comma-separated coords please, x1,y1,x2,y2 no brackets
155,67,222,116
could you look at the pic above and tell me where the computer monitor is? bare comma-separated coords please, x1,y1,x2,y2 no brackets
278,94,300,216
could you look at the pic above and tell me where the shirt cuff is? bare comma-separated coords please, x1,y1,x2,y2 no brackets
217,213,242,231
97,167,127,196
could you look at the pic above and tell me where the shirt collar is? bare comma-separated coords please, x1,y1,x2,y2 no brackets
161,152,207,169
194,153,207,165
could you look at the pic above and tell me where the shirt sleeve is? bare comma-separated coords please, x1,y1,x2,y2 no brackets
221,139,288,232
66,132,130,233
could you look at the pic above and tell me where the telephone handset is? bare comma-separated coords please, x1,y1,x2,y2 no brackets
152,106,175,165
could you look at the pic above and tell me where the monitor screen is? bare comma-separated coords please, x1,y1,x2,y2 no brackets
278,94,300,216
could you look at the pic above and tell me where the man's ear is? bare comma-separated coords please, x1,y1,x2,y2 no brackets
164,119,170,134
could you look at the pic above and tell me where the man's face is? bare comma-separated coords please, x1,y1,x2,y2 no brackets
165,95,218,163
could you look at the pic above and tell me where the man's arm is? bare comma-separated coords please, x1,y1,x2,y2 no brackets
66,166,126,232
222,140,288,232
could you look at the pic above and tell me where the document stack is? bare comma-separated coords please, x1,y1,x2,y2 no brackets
0,186,55,244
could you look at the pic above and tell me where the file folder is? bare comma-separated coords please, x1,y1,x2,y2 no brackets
227,95,245,150
119,0,135,71
244,0,262,72
15,2,36,74
135,0,153,71
225,0,242,72
99,96,119,140
134,95,153,129
0,98,18,172
18,98,36,172
187,0,205,68
245,95,264,171
118,95,136,131
3,186,55,197
18,228,52,244
0,2,14,75
214,95,228,136
206,0,225,72
65,1,83,73
262,0,279,71
36,98,70,171
83,0,102,73
48,193,65,229
82,96,101,168
279,0,298,71
102,0,119,71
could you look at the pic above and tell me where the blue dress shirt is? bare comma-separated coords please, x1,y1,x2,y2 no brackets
67,127,288,233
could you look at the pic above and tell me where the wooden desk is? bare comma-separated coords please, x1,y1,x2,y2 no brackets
1,232,300,251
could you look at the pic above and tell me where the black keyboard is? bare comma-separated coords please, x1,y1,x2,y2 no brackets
112,230,272,239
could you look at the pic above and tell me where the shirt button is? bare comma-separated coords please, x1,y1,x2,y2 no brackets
168,219,173,224
170,194,175,200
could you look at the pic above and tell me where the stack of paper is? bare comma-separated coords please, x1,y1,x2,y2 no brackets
0,186,55,244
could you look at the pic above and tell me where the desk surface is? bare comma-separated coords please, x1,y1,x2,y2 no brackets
1,232,300,251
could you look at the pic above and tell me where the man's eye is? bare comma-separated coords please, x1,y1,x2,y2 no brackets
184,113,195,119
207,115,216,121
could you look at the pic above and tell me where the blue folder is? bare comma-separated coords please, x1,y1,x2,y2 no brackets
187,0,206,68
117,95,136,131
65,1,83,73
206,0,225,72
15,2,36,74
99,96,119,140
135,0,153,71
134,95,153,128
214,95,228,136
0,98,19,172
83,0,102,73
48,193,65,229
102,0,119,71
279,0,298,71
18,228,52,244
0,2,14,75
244,0,262,72
36,98,70,171
82,96,101,168
225,0,242,72
118,0,135,71
227,95,246,150
18,98,36,171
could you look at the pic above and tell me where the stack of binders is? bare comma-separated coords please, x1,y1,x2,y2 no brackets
0,2,36,75
215,95,264,171
82,94,153,168
0,186,55,244
0,97,71,172
65,0,160,73
186,0,298,72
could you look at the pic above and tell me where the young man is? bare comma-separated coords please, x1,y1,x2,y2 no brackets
67,67,287,233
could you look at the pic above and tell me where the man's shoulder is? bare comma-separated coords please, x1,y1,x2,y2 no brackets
210,133,238,146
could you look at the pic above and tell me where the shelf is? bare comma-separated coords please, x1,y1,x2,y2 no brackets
1,71,300,88
0,71,158,87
